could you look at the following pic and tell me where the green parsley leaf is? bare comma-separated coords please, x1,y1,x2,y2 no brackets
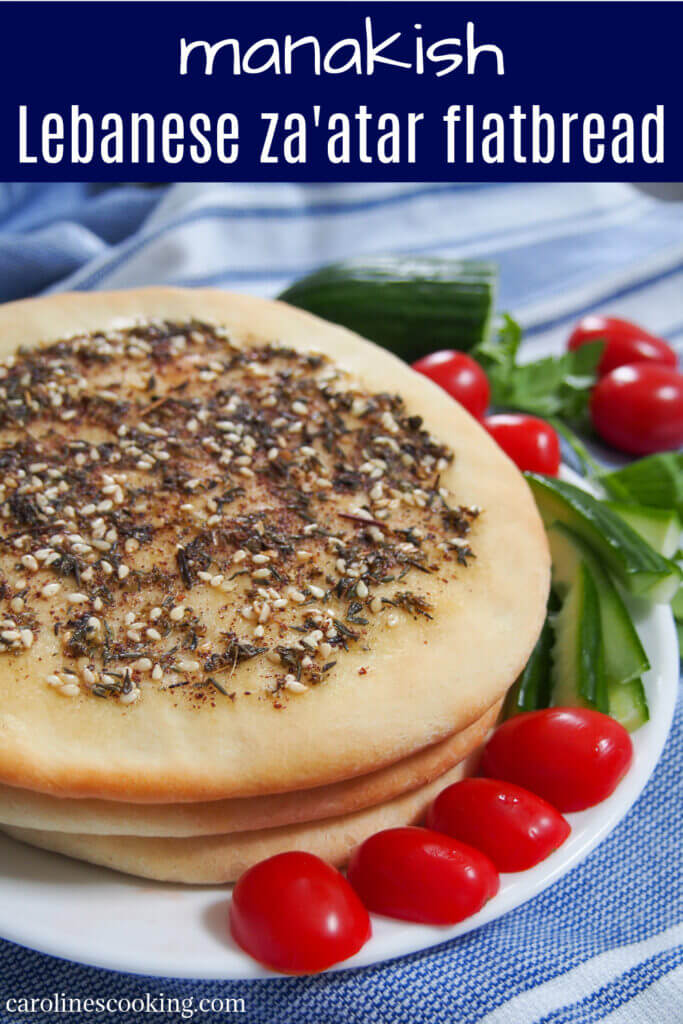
599,453,683,516
472,316,603,422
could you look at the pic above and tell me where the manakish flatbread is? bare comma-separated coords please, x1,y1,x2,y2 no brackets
0,701,499,837
3,759,473,883
0,288,549,802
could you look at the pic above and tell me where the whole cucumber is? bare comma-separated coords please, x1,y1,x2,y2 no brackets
278,257,497,362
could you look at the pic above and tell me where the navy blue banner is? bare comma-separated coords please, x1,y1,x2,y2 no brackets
2,1,680,181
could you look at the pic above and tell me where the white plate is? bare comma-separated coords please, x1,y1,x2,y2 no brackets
0,470,678,979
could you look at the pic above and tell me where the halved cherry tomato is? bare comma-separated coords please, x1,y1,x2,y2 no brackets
484,414,561,475
568,315,677,376
427,778,570,872
590,363,683,455
480,708,633,813
229,851,371,974
412,351,490,420
347,826,499,924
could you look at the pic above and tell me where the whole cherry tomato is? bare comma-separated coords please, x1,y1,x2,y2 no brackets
230,851,371,974
427,777,570,872
568,315,677,376
590,363,683,455
412,351,490,420
484,414,561,475
347,826,499,924
480,708,633,813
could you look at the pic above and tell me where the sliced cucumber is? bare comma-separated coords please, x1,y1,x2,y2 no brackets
672,552,683,630
548,521,650,685
604,501,681,558
526,473,682,603
608,678,649,732
550,562,608,713
504,616,553,717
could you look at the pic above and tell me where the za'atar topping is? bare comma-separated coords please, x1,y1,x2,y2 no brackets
0,320,481,707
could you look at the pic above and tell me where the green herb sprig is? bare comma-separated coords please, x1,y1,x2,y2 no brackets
472,314,604,422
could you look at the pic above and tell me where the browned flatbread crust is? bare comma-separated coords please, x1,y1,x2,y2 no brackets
3,758,474,883
0,289,549,801
0,701,499,836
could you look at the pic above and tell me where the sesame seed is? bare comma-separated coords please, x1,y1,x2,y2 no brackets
20,554,38,572
370,596,383,613
152,664,163,681
117,564,130,580
169,605,185,621
284,678,307,693
20,629,33,648
67,592,88,604
356,580,368,599
10,597,24,613
177,658,200,673
119,688,140,705
60,683,81,698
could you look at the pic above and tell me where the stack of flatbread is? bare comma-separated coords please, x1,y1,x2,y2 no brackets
0,289,549,883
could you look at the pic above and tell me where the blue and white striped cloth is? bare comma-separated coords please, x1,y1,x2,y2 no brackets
0,182,680,1023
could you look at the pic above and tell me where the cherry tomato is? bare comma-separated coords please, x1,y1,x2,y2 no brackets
427,778,570,872
484,414,561,475
480,708,633,813
590,363,683,455
347,826,499,924
412,351,490,420
568,315,677,376
229,851,371,974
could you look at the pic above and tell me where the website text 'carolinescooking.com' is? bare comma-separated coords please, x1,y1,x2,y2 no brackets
3,992,246,1019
